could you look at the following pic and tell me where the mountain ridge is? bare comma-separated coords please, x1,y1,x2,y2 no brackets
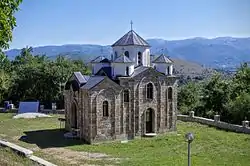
5,37,250,69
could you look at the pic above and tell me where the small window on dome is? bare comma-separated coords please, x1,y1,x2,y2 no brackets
125,51,129,58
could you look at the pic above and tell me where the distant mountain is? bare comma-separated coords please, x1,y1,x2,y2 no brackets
5,37,250,69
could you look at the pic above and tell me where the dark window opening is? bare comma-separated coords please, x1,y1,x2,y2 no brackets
103,101,109,116
115,51,118,58
124,90,129,102
168,87,173,100
146,83,153,99
126,66,129,76
125,51,129,58
138,52,142,65
146,108,153,133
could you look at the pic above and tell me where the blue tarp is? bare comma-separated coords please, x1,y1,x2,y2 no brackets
18,101,39,113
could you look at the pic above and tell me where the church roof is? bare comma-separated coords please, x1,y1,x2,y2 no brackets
91,56,110,63
81,76,105,89
111,30,150,47
96,67,112,78
100,58,111,63
113,55,133,63
73,72,90,84
131,66,150,77
152,54,173,64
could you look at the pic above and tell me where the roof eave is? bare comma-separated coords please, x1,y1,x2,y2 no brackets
111,44,151,47
112,62,134,64
152,62,173,64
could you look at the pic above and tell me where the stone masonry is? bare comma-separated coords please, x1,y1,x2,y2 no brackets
64,68,178,144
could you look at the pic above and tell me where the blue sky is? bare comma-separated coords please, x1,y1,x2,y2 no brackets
9,0,250,49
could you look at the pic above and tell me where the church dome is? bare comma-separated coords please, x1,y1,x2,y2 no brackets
111,30,150,47
152,54,173,64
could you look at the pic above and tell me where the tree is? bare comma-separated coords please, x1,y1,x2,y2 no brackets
0,0,22,50
0,51,11,71
178,82,201,115
7,49,90,108
0,69,11,102
201,74,232,119
231,63,250,96
226,92,250,124
12,46,33,66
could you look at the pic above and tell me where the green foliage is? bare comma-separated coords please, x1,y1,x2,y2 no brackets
178,82,201,114
232,63,250,95
201,74,231,119
0,148,35,166
0,69,11,102
178,63,250,124
0,0,22,50
0,47,90,108
226,92,250,124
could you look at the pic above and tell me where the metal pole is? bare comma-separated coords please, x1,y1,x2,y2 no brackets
188,141,191,166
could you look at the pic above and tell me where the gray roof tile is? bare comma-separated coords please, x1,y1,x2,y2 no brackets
111,30,150,47
73,72,90,84
152,54,173,63
113,55,133,63
81,76,105,89
91,56,110,63
131,66,150,77
96,67,112,78
100,58,110,63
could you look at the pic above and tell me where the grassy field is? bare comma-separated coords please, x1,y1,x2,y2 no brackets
0,113,250,166
0,148,36,166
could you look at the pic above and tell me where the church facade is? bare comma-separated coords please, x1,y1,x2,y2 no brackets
64,27,178,144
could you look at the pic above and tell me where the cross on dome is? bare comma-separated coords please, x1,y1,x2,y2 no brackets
130,20,133,31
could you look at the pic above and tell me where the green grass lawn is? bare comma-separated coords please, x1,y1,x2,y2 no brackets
0,113,250,166
0,148,36,166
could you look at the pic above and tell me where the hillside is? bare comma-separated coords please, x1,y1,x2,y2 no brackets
0,113,249,166
5,37,250,70
171,58,214,78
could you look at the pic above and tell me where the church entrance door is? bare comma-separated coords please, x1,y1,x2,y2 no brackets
146,108,153,133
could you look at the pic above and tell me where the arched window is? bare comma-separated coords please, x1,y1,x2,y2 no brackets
126,66,129,76
146,83,153,99
103,101,109,116
124,90,129,102
138,52,142,65
167,66,170,75
124,51,129,58
168,87,173,100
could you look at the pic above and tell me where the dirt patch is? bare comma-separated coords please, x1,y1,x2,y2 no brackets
42,147,121,165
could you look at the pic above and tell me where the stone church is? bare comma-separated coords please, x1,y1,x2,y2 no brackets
64,25,178,144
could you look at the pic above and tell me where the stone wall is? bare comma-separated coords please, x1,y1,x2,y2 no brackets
177,114,250,134
65,69,179,144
